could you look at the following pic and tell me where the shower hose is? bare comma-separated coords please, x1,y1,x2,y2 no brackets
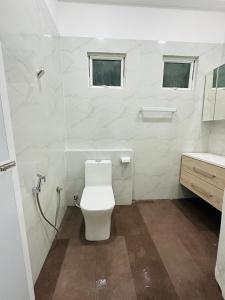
36,193,59,234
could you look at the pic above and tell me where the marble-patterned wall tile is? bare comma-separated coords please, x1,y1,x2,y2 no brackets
61,37,224,200
0,0,67,282
208,120,225,155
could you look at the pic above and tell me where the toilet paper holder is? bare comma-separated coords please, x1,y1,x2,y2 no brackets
120,156,131,164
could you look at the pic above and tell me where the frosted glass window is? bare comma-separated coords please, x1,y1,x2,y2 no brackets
162,56,197,89
92,59,121,86
163,62,191,88
218,64,225,88
89,53,125,88
212,65,225,89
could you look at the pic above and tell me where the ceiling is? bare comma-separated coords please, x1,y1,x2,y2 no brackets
58,0,225,11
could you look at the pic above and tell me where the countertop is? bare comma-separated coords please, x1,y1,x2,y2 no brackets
183,152,225,169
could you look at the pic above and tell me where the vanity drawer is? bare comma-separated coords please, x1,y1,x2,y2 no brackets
180,169,223,211
182,155,225,190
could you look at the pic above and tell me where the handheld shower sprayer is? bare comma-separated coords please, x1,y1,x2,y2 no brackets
32,174,46,195
37,173,46,181
32,174,59,234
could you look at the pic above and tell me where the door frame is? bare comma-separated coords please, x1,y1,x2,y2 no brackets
0,41,35,299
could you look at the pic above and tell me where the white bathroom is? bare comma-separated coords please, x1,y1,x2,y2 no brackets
1,0,225,299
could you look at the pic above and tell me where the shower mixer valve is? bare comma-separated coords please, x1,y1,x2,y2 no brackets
32,174,46,195
56,186,63,193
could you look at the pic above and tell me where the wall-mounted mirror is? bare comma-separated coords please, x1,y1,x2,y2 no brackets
202,63,225,121
214,64,225,120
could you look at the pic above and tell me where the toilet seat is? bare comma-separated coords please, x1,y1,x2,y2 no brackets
81,186,115,211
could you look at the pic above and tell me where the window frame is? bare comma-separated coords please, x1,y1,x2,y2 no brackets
88,53,125,89
162,56,197,91
212,68,218,90
212,65,225,91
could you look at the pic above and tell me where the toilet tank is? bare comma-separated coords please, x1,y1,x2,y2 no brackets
85,160,112,186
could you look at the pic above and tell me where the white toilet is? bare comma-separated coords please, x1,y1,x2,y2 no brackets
80,160,115,241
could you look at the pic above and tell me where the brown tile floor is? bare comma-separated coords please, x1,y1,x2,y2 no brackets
35,198,223,300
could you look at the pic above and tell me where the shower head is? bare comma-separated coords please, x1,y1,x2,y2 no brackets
36,69,45,79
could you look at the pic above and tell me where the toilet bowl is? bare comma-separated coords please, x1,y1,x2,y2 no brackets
80,160,115,241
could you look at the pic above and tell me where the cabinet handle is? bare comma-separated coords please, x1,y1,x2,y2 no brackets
0,161,16,172
193,167,216,179
191,183,212,198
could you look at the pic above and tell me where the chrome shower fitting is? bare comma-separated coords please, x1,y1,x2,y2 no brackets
32,174,46,195
56,186,63,193
33,174,59,233
36,69,45,79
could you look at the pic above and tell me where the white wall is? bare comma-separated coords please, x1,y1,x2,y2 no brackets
57,2,225,44
0,0,67,283
44,0,58,25
61,37,224,201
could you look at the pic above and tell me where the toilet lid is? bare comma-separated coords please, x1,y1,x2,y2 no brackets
80,186,115,211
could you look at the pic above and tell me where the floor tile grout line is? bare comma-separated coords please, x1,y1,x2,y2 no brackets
126,204,180,300
120,236,138,300
136,203,189,299
137,201,222,300
50,239,70,300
